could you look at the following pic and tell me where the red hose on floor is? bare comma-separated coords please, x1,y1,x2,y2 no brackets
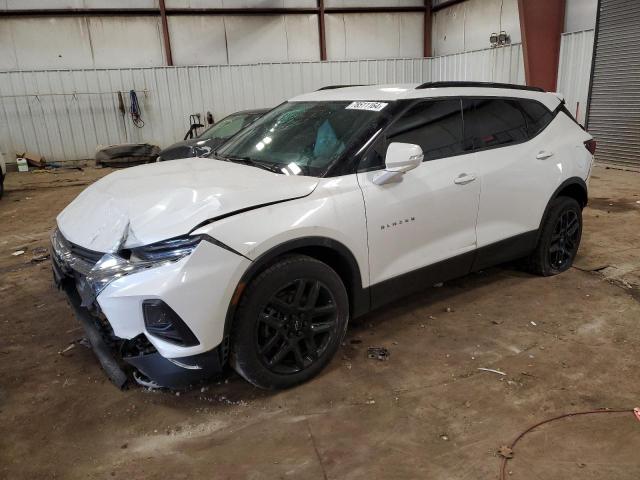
499,408,636,480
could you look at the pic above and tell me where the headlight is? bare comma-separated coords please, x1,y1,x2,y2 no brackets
129,235,202,262
77,235,202,306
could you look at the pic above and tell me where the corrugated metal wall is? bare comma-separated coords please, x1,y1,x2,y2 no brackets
0,59,427,162
430,44,525,83
0,43,527,163
557,29,595,125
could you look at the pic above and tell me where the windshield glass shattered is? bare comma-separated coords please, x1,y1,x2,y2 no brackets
214,101,390,177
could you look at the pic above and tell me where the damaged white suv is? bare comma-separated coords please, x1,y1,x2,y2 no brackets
52,82,595,390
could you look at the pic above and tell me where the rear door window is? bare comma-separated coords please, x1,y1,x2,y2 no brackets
461,98,528,151
387,99,464,161
517,99,554,137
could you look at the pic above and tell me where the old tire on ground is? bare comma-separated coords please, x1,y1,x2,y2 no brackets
231,254,349,389
526,196,583,276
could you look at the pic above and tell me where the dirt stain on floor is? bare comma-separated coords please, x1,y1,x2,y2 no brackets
588,196,640,213
1,165,640,480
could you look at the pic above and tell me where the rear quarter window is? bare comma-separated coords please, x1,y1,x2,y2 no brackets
461,98,528,150
517,99,554,137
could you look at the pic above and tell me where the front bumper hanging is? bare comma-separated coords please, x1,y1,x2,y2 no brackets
52,244,226,390
62,281,129,389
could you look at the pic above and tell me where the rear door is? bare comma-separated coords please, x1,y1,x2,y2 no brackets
461,98,559,258
356,99,481,306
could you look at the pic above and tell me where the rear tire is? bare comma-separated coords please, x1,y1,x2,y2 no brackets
526,196,582,276
231,254,349,389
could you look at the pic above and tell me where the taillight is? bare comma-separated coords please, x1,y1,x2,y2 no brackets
584,139,596,155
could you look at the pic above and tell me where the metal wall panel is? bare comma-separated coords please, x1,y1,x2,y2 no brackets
557,29,594,125
0,45,533,163
2,0,158,9
164,1,317,7
223,15,320,64
432,0,521,56
325,13,424,60
324,1,423,6
0,17,166,71
564,0,598,33
587,0,640,168
429,42,525,83
167,16,228,66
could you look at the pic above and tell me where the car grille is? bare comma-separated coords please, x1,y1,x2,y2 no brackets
51,228,105,276
63,236,104,264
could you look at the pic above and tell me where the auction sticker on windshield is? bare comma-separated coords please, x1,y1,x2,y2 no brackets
346,101,388,112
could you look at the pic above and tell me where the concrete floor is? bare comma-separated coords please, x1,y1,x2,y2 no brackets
1,165,639,479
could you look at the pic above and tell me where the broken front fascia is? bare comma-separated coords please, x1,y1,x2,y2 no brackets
50,227,201,307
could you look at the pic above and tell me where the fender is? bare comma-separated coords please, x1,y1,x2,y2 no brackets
222,236,369,340
537,176,588,238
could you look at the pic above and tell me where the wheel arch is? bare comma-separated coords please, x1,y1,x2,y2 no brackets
555,177,588,208
538,177,588,232
222,236,369,339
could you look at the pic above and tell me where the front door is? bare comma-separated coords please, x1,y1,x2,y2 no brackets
356,98,481,307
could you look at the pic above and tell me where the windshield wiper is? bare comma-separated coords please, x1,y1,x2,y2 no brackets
221,155,283,174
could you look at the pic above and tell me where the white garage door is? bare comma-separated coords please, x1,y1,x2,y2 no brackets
587,0,640,168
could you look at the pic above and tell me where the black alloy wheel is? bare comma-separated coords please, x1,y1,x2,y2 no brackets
257,278,338,374
231,254,349,389
526,196,583,276
548,209,580,270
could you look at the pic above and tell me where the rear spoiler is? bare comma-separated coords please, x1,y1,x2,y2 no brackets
552,97,584,130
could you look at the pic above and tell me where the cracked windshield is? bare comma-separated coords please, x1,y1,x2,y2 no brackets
214,101,390,177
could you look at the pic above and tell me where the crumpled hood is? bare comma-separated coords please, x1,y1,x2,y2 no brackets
57,158,318,252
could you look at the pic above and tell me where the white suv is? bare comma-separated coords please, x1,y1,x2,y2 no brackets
52,82,595,390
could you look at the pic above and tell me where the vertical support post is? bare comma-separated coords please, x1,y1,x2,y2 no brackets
517,0,565,91
424,1,432,57
159,0,174,66
318,0,327,61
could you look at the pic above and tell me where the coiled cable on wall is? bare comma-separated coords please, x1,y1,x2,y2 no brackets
129,90,144,128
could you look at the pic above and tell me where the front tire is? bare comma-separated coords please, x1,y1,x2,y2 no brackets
231,254,349,389
526,196,582,276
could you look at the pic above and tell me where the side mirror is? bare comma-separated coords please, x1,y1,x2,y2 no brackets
373,142,423,185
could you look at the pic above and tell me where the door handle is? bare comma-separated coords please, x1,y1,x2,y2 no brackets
536,150,554,160
454,173,476,185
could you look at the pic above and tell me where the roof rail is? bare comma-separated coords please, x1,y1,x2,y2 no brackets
415,81,545,92
316,84,364,91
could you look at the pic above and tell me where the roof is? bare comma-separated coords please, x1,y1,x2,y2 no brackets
230,108,270,116
291,83,561,111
